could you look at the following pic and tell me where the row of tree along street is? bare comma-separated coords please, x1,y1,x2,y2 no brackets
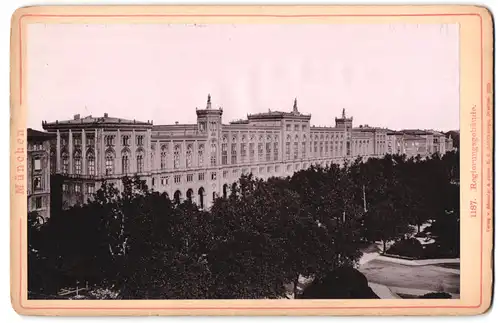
28,151,459,299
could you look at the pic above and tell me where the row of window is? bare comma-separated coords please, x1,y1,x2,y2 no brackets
60,136,95,147
104,135,145,147
30,142,45,151
62,183,95,194
286,124,308,131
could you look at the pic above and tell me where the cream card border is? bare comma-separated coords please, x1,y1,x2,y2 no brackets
10,5,494,316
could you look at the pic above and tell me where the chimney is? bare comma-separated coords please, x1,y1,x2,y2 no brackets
74,114,80,120
104,113,108,118
175,121,179,125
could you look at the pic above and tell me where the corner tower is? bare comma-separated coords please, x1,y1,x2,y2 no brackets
196,94,223,138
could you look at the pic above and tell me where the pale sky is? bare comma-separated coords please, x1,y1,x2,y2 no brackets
27,23,459,131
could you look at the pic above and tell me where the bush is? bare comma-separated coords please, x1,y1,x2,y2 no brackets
414,231,428,238
422,242,459,259
419,292,452,299
300,267,379,299
386,238,424,259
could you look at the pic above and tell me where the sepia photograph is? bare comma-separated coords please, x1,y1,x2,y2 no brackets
23,21,463,302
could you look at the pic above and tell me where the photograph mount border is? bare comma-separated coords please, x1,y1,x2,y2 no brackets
13,8,486,312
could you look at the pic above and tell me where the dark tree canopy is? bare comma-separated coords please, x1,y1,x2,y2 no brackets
28,151,459,299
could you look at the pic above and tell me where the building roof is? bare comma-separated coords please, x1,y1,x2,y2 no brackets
247,110,311,120
401,129,432,136
403,134,427,141
27,128,56,140
42,113,152,129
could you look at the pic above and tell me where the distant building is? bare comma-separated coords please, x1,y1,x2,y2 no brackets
27,128,55,219
41,95,455,210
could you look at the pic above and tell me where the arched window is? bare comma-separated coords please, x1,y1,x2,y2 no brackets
221,137,228,165
121,149,130,174
136,149,144,173
150,144,155,169
160,145,167,170
61,151,69,174
105,149,115,175
50,149,56,174
87,150,95,175
174,145,181,169
198,144,204,166
186,189,193,202
286,135,291,160
198,187,205,208
222,184,228,199
174,190,182,204
186,144,193,168
210,141,217,166
231,136,237,164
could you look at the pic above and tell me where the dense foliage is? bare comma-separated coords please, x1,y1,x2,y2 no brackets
28,151,459,299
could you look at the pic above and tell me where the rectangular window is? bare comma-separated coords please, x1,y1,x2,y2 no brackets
211,172,217,180
222,143,228,165
75,184,81,193
174,175,181,184
267,166,272,173
74,137,81,146
231,143,237,164
86,184,95,194
122,135,130,146
33,176,42,190
266,143,271,161
275,165,280,173
240,143,247,163
274,142,279,161
62,184,68,192
198,172,205,181
136,135,144,146
161,176,169,186
294,142,298,159
302,142,306,158
75,159,82,174
223,170,228,179
302,125,306,131
258,143,263,161
88,157,95,175
232,169,238,177
187,174,193,182
259,167,264,174
106,136,114,146
137,155,144,173
249,143,255,162
286,142,291,160
286,124,291,131
87,136,95,146
34,158,41,171
35,197,42,209
287,164,292,172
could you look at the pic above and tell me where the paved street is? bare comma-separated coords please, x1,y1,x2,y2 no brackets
359,258,460,296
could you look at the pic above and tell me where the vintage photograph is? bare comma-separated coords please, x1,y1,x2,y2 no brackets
25,22,460,300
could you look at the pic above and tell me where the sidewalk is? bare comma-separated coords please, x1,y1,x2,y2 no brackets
387,286,460,299
377,255,460,266
368,283,401,299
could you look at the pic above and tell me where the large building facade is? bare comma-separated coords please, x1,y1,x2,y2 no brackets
27,128,55,219
41,95,454,210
